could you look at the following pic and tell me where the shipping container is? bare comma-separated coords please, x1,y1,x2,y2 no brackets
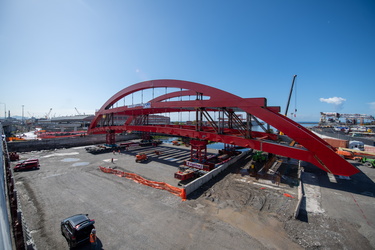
323,138,348,148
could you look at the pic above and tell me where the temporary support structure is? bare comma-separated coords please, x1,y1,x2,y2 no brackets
190,140,208,163
106,130,116,145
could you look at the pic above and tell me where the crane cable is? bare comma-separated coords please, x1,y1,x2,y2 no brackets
294,77,297,117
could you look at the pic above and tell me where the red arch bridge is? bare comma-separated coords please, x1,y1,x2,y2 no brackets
88,79,359,177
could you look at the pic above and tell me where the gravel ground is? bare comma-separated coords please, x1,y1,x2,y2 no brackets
12,143,375,249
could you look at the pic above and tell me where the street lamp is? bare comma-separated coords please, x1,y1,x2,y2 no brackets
0,102,6,119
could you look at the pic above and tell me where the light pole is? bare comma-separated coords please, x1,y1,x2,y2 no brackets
0,102,6,119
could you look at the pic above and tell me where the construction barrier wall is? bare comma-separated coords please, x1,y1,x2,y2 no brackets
7,134,139,152
184,150,252,197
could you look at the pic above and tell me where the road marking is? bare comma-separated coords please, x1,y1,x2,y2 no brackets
351,193,371,226
328,173,337,183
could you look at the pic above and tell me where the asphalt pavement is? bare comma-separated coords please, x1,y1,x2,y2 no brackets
13,144,266,250
302,160,375,247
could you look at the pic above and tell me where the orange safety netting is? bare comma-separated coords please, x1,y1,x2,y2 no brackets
99,166,186,200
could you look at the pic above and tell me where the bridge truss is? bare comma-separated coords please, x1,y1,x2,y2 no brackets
88,79,359,176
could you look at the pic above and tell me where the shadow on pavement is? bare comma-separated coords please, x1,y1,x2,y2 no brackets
302,162,375,198
71,238,104,250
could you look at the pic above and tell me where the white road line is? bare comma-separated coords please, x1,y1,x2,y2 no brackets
328,173,337,183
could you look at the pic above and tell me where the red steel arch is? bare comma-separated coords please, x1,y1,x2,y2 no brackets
88,79,359,176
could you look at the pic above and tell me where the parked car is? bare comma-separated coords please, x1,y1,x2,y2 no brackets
14,159,40,172
61,214,95,248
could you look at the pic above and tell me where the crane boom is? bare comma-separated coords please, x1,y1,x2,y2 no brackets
45,108,52,119
75,107,81,115
285,75,297,116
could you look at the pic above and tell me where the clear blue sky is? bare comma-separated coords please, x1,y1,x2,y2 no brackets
1,0,374,122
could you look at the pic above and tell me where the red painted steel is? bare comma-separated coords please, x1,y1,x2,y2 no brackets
89,79,359,176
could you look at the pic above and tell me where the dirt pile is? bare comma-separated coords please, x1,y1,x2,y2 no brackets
192,168,372,249
203,174,296,220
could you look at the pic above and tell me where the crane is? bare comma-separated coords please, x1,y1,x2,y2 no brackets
45,108,52,119
285,75,297,117
279,75,297,136
75,107,82,115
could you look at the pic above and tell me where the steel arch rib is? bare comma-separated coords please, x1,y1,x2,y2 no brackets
89,79,359,176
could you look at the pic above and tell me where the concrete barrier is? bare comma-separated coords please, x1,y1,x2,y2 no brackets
184,150,252,196
294,161,303,219
7,134,139,152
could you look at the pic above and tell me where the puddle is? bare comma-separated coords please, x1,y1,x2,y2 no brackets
72,162,90,167
165,158,179,162
103,159,117,163
43,152,79,158
61,158,80,162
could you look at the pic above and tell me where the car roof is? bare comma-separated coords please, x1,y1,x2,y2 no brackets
18,159,38,164
25,158,39,162
65,214,90,227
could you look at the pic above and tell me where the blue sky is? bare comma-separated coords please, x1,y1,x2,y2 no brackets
1,0,374,122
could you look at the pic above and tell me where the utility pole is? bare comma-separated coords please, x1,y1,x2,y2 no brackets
22,105,24,124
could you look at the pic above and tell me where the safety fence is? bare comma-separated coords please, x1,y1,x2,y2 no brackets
99,150,252,201
1,124,31,250
99,166,186,200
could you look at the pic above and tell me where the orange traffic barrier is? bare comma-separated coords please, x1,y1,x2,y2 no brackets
283,193,295,198
99,166,186,200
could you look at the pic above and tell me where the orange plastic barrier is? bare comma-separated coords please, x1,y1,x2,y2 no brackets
283,193,295,199
99,166,186,200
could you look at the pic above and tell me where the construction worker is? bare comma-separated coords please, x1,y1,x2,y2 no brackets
90,228,97,249
250,164,255,175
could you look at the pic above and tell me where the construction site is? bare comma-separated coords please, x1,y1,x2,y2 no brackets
1,79,375,249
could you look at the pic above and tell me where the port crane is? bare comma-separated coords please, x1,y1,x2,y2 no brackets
45,108,52,119
75,107,82,115
319,112,375,125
